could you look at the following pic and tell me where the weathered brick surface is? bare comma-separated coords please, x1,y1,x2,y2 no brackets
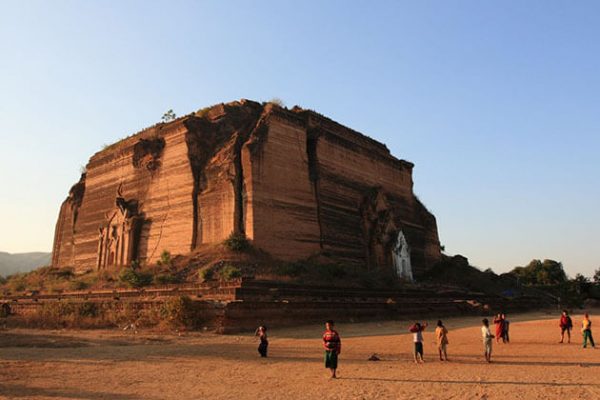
52,100,441,278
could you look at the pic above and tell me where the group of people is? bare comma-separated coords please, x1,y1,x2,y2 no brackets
254,311,596,377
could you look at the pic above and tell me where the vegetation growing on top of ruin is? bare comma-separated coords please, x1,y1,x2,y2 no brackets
266,97,285,108
156,250,173,268
219,264,242,281
199,267,214,282
0,266,92,295
118,267,153,288
0,254,188,294
153,273,181,285
223,233,250,252
196,106,212,118
161,109,177,123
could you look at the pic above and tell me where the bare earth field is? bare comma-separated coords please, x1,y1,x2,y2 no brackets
0,311,598,400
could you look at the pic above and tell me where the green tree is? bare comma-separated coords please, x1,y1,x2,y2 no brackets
509,259,567,285
161,109,176,123
573,273,591,295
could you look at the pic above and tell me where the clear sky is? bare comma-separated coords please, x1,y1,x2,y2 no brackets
1,1,598,277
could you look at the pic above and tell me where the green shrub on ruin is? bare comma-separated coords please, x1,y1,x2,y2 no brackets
267,97,285,107
220,264,242,281
196,106,211,118
156,250,172,268
130,259,140,271
223,232,250,252
51,267,75,280
154,273,181,285
119,268,153,288
199,268,214,281
69,279,89,291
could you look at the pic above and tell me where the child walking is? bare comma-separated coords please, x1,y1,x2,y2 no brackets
255,325,268,357
323,320,341,378
409,321,428,363
435,320,449,361
582,313,595,348
482,318,494,363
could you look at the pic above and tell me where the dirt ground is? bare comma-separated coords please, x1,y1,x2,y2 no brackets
0,311,598,400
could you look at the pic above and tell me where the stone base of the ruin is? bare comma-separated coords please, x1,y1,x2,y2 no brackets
0,279,551,333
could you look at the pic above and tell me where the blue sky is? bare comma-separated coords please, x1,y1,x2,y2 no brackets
1,1,598,276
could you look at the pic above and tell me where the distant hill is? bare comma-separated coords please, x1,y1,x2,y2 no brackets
0,252,51,277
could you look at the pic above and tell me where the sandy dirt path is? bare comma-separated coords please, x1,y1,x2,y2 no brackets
0,311,598,399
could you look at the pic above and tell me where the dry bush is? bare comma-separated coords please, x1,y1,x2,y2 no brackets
160,296,197,328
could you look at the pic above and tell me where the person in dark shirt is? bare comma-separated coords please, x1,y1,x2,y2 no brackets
255,325,268,357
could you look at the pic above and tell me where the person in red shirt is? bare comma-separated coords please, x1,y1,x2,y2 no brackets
493,314,504,344
322,320,341,378
559,310,573,343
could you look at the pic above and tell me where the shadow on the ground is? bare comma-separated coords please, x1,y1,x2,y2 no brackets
337,376,600,387
0,383,154,399
0,331,172,348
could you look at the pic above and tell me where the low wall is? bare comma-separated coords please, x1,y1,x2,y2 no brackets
0,280,550,332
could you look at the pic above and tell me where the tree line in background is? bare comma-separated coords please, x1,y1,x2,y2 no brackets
506,259,600,308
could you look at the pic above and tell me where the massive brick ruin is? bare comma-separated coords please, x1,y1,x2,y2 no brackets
52,100,442,279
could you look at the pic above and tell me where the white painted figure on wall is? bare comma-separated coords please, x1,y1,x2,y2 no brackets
392,230,413,281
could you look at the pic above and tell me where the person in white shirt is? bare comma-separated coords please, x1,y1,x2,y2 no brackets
481,318,495,363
